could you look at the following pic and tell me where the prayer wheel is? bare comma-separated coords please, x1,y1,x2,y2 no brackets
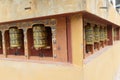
100,27,104,41
9,27,22,48
104,27,107,40
33,24,47,50
112,28,115,39
85,23,94,45
94,25,100,43
114,28,117,40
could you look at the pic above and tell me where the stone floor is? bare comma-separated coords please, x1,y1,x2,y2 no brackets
114,66,120,80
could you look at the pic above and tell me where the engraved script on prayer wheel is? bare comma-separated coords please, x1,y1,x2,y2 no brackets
85,23,94,45
94,25,100,43
100,27,104,41
33,24,47,50
9,27,22,48
104,27,107,40
114,28,117,39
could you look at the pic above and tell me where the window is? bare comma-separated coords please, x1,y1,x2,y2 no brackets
27,24,52,58
94,25,100,50
5,27,24,56
85,23,94,54
84,22,109,58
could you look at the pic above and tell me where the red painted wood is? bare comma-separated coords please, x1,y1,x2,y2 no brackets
107,25,113,45
66,16,72,63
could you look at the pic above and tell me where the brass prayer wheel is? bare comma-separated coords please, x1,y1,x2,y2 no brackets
100,27,104,41
94,25,100,43
33,24,47,50
104,27,107,40
85,23,94,45
112,28,115,39
114,28,117,39
9,27,22,48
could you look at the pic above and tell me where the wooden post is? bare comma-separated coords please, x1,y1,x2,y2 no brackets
66,16,72,63
71,14,84,66
107,25,113,45
2,30,7,58
23,28,29,59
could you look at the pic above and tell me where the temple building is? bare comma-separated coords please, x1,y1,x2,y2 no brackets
0,0,120,80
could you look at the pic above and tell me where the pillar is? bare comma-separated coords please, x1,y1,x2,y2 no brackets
2,30,6,57
71,14,83,66
23,28,29,59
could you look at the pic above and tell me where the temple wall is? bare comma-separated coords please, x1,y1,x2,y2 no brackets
0,0,85,22
0,60,83,80
84,41,120,80
86,0,120,26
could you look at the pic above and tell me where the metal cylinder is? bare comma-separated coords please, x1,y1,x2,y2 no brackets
94,25,100,43
114,28,117,40
9,27,21,48
104,27,107,40
85,23,94,45
100,27,104,41
33,24,47,50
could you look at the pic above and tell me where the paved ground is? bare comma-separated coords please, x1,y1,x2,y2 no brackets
114,66,120,80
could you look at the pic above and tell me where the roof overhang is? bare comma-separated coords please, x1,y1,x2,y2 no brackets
0,11,119,27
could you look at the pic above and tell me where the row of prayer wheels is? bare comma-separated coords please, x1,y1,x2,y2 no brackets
9,24,48,50
85,23,108,45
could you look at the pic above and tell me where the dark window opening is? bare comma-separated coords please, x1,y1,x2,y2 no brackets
6,27,24,56
27,24,53,57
